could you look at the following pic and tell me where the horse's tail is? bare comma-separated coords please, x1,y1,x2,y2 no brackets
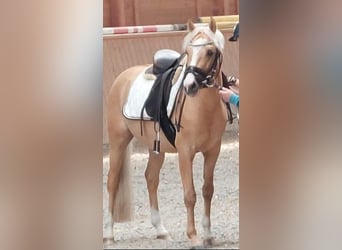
113,143,133,222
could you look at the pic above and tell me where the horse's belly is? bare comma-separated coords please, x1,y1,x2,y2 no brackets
125,119,177,153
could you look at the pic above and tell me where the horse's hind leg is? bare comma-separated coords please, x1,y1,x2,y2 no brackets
201,142,221,247
103,129,133,247
145,150,170,239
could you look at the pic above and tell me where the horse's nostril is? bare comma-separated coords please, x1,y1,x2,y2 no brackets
185,83,199,96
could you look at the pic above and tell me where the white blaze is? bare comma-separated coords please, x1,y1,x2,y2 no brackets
183,73,195,89
183,37,208,89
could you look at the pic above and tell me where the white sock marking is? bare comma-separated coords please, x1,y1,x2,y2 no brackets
151,207,168,236
202,216,212,239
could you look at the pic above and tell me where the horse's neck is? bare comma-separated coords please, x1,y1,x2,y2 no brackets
177,89,227,146
172,56,188,85
181,90,226,124
190,89,222,109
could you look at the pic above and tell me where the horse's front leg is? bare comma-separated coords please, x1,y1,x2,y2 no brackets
202,142,221,247
145,150,170,239
178,150,202,248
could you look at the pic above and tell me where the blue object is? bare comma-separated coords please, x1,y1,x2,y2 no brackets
229,93,239,108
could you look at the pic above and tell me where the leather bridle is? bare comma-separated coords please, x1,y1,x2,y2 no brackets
174,40,225,131
183,41,223,96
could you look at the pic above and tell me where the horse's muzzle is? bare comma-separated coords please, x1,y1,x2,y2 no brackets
183,72,199,96
184,82,199,96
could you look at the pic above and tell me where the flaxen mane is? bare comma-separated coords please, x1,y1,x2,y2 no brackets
182,25,225,52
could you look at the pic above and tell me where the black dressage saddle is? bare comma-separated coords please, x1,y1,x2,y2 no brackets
141,49,183,148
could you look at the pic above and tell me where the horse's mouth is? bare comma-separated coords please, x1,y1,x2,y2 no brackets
184,83,199,96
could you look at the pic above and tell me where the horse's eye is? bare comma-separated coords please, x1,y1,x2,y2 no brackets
207,50,214,57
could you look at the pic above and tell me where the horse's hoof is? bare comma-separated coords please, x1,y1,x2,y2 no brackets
203,237,215,247
190,239,204,249
157,234,172,240
103,237,115,249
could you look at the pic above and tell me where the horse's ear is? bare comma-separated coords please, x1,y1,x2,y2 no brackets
209,16,216,33
187,19,195,31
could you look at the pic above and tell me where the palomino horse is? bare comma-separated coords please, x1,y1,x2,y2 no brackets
104,17,228,248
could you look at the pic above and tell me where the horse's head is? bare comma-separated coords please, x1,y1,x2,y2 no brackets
182,17,225,96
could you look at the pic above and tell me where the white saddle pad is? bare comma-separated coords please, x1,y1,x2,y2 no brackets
123,65,186,120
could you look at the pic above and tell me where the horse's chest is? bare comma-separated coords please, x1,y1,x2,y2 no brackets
176,121,224,151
